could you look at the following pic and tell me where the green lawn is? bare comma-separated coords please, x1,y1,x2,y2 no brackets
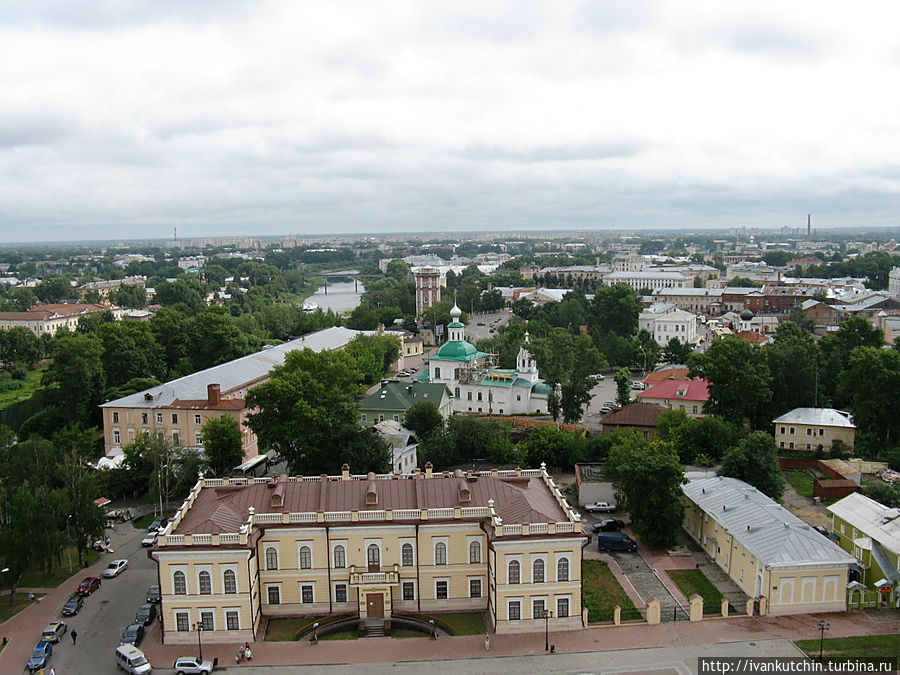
0,592,43,623
431,612,484,635
18,547,100,589
666,569,724,615
319,630,357,640
784,470,816,498
795,634,900,659
582,559,640,622
264,616,324,641
390,628,429,638
0,363,47,410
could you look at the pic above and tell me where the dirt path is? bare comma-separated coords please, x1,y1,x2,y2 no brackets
780,474,830,528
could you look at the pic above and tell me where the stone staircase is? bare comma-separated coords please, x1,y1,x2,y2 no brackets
362,618,386,637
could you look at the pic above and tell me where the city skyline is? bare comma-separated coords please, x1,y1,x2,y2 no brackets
2,1,900,242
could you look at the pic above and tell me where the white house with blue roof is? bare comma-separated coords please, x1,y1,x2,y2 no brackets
421,304,551,415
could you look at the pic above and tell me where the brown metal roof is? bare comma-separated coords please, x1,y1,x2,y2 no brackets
173,473,567,535
601,403,663,428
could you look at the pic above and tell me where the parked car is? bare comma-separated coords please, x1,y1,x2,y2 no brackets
103,559,128,577
597,532,638,552
41,621,67,643
120,623,145,646
62,593,83,616
591,373,605,381
631,381,646,390
173,655,214,674
27,641,53,671
135,603,157,626
603,400,617,409
584,501,616,513
146,585,161,603
592,518,626,532
147,517,168,532
77,576,101,596
476,322,485,326
599,406,613,414
115,644,152,674
141,530,159,547
813,525,829,536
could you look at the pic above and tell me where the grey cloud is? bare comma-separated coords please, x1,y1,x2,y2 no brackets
429,1,545,43
713,25,822,59
0,110,78,147
573,0,654,36
1,0,252,29
460,141,643,163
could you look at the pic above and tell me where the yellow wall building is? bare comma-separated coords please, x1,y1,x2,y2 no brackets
152,464,586,644
772,408,856,453
682,475,854,616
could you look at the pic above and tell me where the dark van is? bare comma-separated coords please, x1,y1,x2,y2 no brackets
597,532,638,552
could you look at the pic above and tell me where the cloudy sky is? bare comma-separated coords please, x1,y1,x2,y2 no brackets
1,0,899,242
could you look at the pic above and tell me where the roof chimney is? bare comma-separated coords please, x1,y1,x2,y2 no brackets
425,462,433,478
207,383,221,406
365,472,378,505
341,463,350,480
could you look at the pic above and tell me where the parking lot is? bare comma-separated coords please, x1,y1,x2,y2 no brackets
8,521,161,675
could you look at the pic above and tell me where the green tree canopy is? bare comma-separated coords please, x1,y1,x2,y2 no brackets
606,432,686,547
402,401,444,439
589,285,642,337
838,346,900,447
201,415,245,476
720,431,784,499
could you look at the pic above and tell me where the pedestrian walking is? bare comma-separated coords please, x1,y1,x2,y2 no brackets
71,629,78,645
484,634,490,651
235,649,242,664
49,667,56,675
245,646,253,660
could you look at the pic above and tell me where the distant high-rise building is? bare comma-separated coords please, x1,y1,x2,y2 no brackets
414,267,441,319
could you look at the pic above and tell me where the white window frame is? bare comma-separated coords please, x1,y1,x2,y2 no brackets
175,611,190,632
468,537,482,564
264,543,280,571
198,609,214,631
266,584,281,605
556,555,570,582
434,578,450,600
364,539,382,568
297,542,313,570
197,568,213,595
194,414,202,425
531,555,547,583
332,542,347,569
507,556,522,584
556,595,570,618
401,580,416,601
433,537,449,566
113,429,120,444
172,566,188,595
468,576,483,598
225,608,240,630
532,596,547,619
507,598,522,621
300,583,315,604
334,583,349,604
400,541,415,566
222,567,238,594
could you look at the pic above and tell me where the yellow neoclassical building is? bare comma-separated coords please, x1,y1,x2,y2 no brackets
152,464,587,644
682,475,855,616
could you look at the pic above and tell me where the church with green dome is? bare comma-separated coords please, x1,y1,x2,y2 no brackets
420,304,550,415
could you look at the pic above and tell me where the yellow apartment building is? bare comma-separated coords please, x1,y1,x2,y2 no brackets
772,408,856,453
151,464,587,644
682,475,854,615
99,326,368,460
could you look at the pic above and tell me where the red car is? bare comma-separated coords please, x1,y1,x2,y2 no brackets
77,576,101,596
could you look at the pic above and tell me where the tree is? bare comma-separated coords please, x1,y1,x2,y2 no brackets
657,409,741,464
97,321,166,389
201,416,244,476
110,284,147,308
589,285,642,337
606,433,686,547
820,317,884,405
403,401,444,439
662,338,692,365
838,347,900,447
41,333,106,427
245,349,388,474
35,276,72,303
766,321,820,416
344,334,400,385
688,336,772,427
346,305,380,330
0,327,43,370
532,330,604,423
614,368,631,407
720,431,784,499
521,425,586,469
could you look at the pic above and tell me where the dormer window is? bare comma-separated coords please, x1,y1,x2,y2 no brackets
459,487,471,503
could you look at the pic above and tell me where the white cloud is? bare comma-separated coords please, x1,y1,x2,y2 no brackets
0,0,899,241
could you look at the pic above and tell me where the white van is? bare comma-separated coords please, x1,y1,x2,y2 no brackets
115,644,152,674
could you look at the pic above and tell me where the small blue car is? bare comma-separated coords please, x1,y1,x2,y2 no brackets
27,640,52,671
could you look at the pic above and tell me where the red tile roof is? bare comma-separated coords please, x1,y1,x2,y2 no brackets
167,399,245,411
638,379,709,402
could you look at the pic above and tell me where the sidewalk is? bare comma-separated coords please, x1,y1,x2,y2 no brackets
140,609,900,668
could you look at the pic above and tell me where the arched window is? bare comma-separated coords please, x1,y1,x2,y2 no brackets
299,546,312,569
223,569,237,594
333,545,346,569
401,543,414,566
435,542,447,565
532,559,545,583
198,571,212,594
265,547,278,570
557,557,569,582
508,560,520,584
469,540,481,564
367,544,380,568
173,570,186,595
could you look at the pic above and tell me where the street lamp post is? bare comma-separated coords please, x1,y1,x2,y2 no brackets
817,620,829,663
543,608,553,651
193,622,204,662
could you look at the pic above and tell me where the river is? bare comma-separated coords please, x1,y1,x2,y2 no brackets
306,279,365,314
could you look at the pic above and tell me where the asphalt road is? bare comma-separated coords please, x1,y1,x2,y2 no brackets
463,310,510,343
30,523,160,675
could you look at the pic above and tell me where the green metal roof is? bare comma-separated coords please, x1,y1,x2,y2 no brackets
447,321,464,328
531,382,552,395
433,339,482,361
359,381,451,412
